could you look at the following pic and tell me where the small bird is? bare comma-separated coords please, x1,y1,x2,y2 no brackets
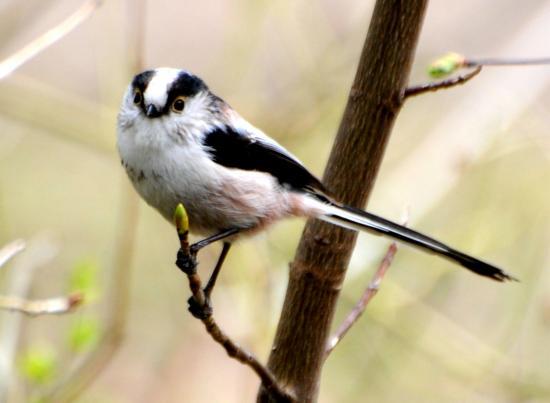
117,67,515,288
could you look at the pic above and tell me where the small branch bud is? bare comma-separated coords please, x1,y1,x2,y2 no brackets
428,52,466,78
173,203,189,235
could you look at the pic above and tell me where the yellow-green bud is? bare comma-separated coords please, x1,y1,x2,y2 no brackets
173,203,189,234
428,52,465,78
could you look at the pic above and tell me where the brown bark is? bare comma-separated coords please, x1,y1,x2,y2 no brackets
257,0,429,401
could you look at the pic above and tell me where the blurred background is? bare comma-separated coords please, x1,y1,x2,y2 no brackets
0,0,549,402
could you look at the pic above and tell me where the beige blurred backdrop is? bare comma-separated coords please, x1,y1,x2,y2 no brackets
0,0,549,402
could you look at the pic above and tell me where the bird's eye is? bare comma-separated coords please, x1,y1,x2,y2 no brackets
133,90,142,105
171,97,186,113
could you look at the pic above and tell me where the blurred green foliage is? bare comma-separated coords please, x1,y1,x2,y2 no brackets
69,259,100,301
19,345,56,386
68,317,100,352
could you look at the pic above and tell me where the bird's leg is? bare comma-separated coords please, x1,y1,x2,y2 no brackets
190,228,239,255
203,242,232,299
175,228,239,318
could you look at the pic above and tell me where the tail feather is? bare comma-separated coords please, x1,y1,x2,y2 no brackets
320,203,517,282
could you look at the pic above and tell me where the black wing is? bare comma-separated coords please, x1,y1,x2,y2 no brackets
203,125,327,193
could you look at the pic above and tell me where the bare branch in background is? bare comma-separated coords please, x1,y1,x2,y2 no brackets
405,52,550,100
325,242,398,358
0,237,59,403
465,56,550,67
0,0,102,80
404,66,482,99
173,204,295,403
403,49,550,99
0,239,26,268
0,293,83,316
326,209,408,358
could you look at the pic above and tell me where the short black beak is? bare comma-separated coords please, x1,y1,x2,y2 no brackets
145,104,161,118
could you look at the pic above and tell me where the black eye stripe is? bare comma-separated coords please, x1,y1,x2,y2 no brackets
165,71,207,106
131,70,155,92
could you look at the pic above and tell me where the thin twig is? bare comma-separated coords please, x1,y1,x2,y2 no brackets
404,66,482,98
201,316,294,402
325,242,398,358
426,52,550,80
0,239,26,268
0,0,102,80
465,56,550,67
173,204,295,403
0,293,83,316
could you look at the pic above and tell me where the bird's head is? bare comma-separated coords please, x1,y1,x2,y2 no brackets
118,68,222,144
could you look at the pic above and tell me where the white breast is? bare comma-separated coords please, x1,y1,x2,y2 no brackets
118,114,219,222
116,113,293,236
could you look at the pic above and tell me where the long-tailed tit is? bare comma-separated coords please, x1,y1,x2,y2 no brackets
117,67,515,285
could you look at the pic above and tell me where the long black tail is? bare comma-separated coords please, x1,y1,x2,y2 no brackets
319,203,516,282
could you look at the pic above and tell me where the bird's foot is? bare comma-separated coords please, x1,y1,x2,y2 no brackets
187,295,213,319
175,248,197,275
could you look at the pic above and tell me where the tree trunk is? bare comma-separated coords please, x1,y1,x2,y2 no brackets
257,0,429,401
